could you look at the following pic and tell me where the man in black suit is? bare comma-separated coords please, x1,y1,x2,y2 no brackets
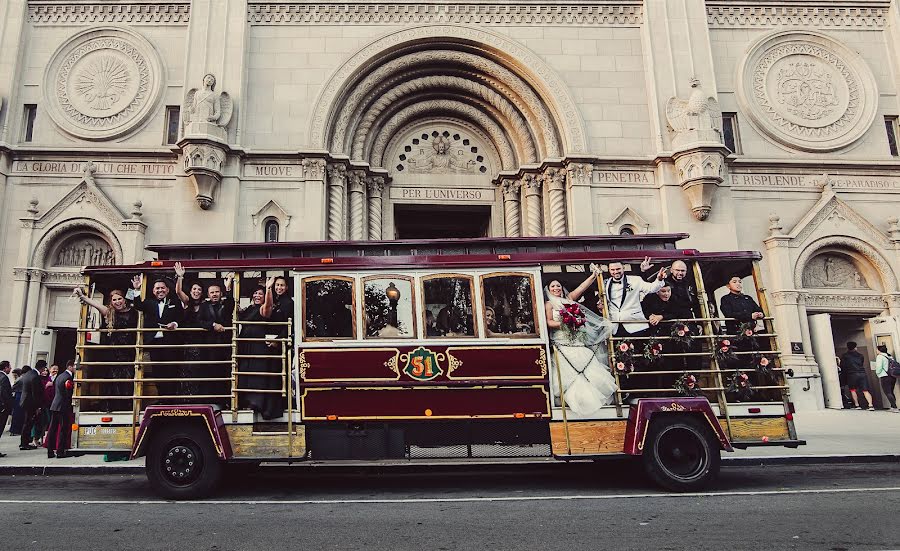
199,279,234,404
0,360,12,456
17,365,43,450
130,276,183,399
45,360,75,458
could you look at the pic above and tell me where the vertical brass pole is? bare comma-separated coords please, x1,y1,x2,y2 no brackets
72,275,91,450
552,345,571,455
692,262,732,440
594,266,623,417
286,317,294,459
231,273,240,422
133,275,148,445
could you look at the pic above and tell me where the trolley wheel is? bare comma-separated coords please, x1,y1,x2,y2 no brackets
146,423,222,500
641,415,720,492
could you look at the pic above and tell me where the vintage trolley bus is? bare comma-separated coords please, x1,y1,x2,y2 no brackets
70,234,802,498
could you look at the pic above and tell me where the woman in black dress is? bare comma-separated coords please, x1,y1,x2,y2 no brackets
270,276,294,407
75,287,138,412
238,279,280,419
175,262,205,399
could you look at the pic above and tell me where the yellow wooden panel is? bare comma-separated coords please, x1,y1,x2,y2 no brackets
550,420,627,455
721,417,790,442
77,425,133,450
226,424,306,458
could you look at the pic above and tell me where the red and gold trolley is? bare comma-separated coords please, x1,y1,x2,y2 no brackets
71,234,802,498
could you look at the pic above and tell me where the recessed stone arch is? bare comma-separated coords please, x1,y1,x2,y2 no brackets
32,218,123,269
794,236,897,293
309,25,588,165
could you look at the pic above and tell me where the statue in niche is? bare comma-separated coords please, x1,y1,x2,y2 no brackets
183,73,234,131
802,254,870,289
54,237,114,267
407,134,478,174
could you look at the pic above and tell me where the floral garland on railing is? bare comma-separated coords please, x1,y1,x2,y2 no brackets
670,322,693,347
674,373,701,397
643,339,664,363
735,321,761,351
714,338,737,363
753,353,775,381
727,371,754,401
613,341,636,377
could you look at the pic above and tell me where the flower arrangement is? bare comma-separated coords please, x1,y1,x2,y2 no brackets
613,341,636,377
674,373,701,397
643,339,664,363
558,302,587,341
670,322,693,347
727,370,754,401
735,321,760,350
754,354,774,380
714,338,737,363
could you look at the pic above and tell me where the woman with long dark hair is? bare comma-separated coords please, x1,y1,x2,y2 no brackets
74,286,138,411
175,262,205,398
237,278,279,419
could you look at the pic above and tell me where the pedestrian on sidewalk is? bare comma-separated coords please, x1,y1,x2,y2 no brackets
9,367,23,435
874,344,898,412
17,364,43,450
0,361,12,457
31,360,50,448
45,360,75,459
839,341,875,410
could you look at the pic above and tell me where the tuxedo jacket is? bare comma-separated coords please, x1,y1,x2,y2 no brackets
17,367,44,410
50,370,74,414
604,275,664,334
132,293,183,340
198,296,235,333
0,372,13,413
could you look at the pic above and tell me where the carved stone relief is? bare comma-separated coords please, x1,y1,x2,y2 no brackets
397,130,486,174
182,73,234,141
52,235,115,267
737,31,878,152
43,27,164,140
802,253,870,289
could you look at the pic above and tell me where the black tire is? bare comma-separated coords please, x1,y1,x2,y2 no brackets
146,423,223,500
642,415,720,492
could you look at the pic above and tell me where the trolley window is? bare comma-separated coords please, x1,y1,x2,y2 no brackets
421,274,476,338
363,276,416,339
481,273,538,337
302,276,355,340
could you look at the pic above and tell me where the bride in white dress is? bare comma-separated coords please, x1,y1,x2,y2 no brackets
545,270,618,414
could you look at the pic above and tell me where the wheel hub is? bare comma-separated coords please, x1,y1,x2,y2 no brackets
164,445,199,484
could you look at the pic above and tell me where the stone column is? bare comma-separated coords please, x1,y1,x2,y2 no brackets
23,269,44,331
348,171,366,241
367,177,385,240
544,167,567,236
500,178,521,237
326,165,347,240
522,174,543,237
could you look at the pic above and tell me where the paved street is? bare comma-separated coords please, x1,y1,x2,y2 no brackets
2,461,899,550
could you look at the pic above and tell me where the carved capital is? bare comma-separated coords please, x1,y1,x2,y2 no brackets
673,148,726,221
367,177,385,197
327,164,347,186
522,173,542,194
25,268,47,282
348,171,366,194
544,167,566,191
888,217,900,243
301,158,326,180
566,163,593,187
770,290,802,305
181,141,226,210
500,178,521,202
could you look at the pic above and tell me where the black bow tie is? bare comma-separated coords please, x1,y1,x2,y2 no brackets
612,279,624,285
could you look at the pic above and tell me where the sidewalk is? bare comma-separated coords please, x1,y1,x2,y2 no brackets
1,409,898,472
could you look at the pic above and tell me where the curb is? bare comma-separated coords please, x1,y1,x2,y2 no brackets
2,454,899,475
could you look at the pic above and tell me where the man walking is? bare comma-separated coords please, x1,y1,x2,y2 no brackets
17,364,44,450
0,361,12,456
840,341,874,410
45,360,75,458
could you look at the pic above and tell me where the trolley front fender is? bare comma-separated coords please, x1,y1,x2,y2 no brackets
131,405,233,460
624,398,732,455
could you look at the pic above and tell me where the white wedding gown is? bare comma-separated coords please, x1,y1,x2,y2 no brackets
550,304,618,414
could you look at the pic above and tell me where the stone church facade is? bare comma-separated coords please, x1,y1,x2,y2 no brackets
1,0,900,410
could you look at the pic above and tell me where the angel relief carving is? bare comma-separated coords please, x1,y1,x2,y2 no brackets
182,73,233,132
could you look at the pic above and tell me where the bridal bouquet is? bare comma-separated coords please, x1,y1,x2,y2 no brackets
559,302,587,331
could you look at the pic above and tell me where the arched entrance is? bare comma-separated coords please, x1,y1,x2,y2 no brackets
312,25,586,240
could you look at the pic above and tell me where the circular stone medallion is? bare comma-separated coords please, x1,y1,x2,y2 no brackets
44,27,164,141
737,31,877,152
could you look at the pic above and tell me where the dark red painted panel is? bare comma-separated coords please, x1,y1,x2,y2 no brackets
447,346,547,379
302,387,550,419
301,348,399,381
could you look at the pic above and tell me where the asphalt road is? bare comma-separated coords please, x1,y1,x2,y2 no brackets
2,461,899,550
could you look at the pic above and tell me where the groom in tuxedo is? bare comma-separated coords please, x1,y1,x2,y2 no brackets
603,259,668,338
131,276,183,399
